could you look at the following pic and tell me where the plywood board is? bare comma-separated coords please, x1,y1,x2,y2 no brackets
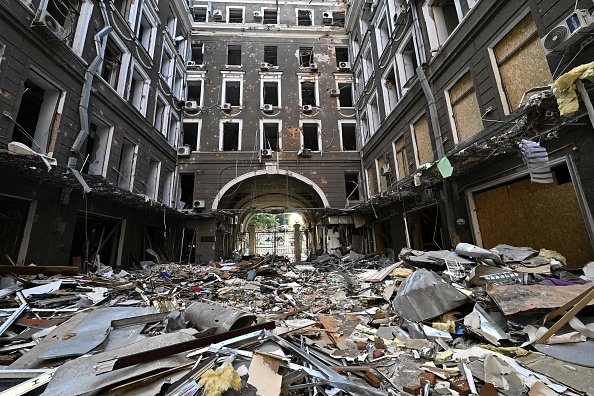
413,115,433,165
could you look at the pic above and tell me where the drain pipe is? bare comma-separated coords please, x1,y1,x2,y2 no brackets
68,0,113,192
416,65,457,248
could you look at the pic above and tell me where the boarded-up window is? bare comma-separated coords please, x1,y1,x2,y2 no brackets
376,155,389,191
494,14,552,111
449,72,483,142
394,137,408,180
411,115,433,166
366,166,375,197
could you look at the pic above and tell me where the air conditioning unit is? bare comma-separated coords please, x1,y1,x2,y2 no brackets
212,10,223,21
338,61,351,70
33,8,67,41
309,62,318,71
19,0,36,12
322,11,333,23
262,104,274,112
193,200,205,209
260,62,273,70
394,1,407,23
541,9,594,55
253,11,263,19
330,89,340,97
302,105,314,113
186,60,197,68
261,148,274,157
380,164,391,176
298,148,312,157
177,145,191,156
221,103,232,111
185,101,199,111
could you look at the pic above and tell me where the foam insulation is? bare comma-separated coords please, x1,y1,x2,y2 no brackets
552,61,594,116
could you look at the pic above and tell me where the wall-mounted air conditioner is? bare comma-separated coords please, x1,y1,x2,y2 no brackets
394,0,407,24
330,89,340,97
33,8,67,41
541,9,594,55
185,101,199,111
309,62,318,71
186,60,197,68
302,105,314,113
221,103,232,111
193,200,205,209
253,11,263,19
261,148,273,157
212,10,223,21
338,61,351,71
178,146,191,156
298,148,312,157
322,11,333,24
260,62,273,70
380,164,391,176
262,104,274,112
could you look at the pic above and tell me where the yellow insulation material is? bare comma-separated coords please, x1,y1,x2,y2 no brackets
551,61,594,116
198,364,243,396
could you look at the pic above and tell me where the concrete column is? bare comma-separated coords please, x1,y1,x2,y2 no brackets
293,223,301,261
248,225,256,255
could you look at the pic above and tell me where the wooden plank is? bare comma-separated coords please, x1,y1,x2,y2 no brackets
0,266,79,276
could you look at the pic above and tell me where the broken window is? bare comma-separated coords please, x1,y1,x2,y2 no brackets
12,75,63,154
299,47,313,67
382,66,399,113
301,123,319,151
187,80,203,106
81,121,112,176
161,48,174,85
394,136,409,180
179,173,195,209
264,46,278,65
154,96,168,135
128,66,149,114
411,114,433,166
423,0,460,52
101,37,123,89
340,122,357,151
193,7,207,22
332,12,345,26
300,82,317,106
173,67,184,99
223,81,241,106
366,166,375,197
297,9,313,26
352,36,360,59
112,0,129,17
356,69,365,97
263,81,279,106
227,8,244,23
263,9,278,24
182,122,200,151
335,47,349,66
191,43,204,64
263,123,280,151
166,13,177,38
363,49,373,80
227,45,241,66
493,13,552,112
376,15,390,54
376,155,390,192
168,116,180,146
161,170,173,205
447,72,483,143
222,122,240,151
117,138,137,191
369,97,381,133
344,173,360,201
136,6,157,56
145,159,160,200
338,83,353,107
43,0,83,45
397,35,418,88
361,113,370,143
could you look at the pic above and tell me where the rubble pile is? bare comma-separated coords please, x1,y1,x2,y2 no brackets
0,243,593,395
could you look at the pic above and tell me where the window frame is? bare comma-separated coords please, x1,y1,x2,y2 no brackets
338,120,358,151
296,8,314,26
127,61,151,116
182,119,202,151
135,2,158,58
299,119,322,152
154,91,170,136
260,119,283,151
226,6,245,23
381,60,400,115
260,73,282,108
99,34,130,96
221,72,245,107
297,74,319,107
219,119,243,151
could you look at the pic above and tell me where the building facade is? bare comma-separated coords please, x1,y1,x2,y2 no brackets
0,0,192,268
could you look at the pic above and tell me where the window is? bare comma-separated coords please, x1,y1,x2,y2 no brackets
368,95,381,134
362,48,373,81
333,12,345,26
227,45,241,66
261,121,281,151
154,95,169,135
491,13,552,113
376,14,390,54
112,0,130,18
301,122,321,151
161,170,173,206
298,76,318,107
187,79,204,107
173,66,184,100
100,37,127,92
145,159,161,200
263,9,278,24
361,113,370,143
128,65,150,115
0,42,5,66
220,120,242,151
393,136,409,180
382,63,399,114
297,9,313,26
223,81,242,106
165,12,177,38
335,47,349,66
366,166,375,197
396,34,417,89
339,121,357,151
161,46,174,86
338,83,353,108
12,73,64,155
227,7,244,23
356,69,365,97
135,5,157,56
360,18,369,38
344,173,360,202
117,138,137,191
193,7,207,22
352,36,360,60
376,155,391,192
423,0,460,52
81,120,113,176
191,43,204,64
182,121,201,151
264,46,278,66
179,173,195,209
446,72,483,143
168,115,180,146
263,81,280,106
299,47,313,68
43,0,86,47
411,114,433,167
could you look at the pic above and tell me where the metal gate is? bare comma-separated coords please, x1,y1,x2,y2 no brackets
247,228,307,261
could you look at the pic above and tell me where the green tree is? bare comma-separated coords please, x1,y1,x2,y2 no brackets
248,214,279,229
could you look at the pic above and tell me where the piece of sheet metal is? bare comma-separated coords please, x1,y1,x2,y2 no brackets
0,292,28,337
533,339,594,368
455,243,503,265
40,307,156,359
184,301,256,334
0,368,57,396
